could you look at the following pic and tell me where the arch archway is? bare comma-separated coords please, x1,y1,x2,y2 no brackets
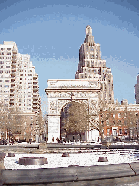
45,79,101,143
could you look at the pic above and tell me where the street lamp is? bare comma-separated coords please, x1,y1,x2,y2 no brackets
30,123,32,144
136,113,139,140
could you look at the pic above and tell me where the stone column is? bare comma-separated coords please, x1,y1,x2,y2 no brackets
47,115,60,143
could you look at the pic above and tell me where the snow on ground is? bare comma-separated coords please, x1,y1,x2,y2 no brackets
4,151,139,170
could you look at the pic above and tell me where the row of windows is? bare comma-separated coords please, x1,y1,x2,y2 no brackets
0,80,10,82
0,70,11,74
0,90,9,92
0,66,10,68
19,99,31,102
0,52,11,55
0,57,11,60
0,48,11,51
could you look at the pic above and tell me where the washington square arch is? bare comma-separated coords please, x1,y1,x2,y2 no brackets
45,25,114,143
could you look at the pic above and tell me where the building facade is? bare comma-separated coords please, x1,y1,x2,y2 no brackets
0,41,41,141
102,100,139,141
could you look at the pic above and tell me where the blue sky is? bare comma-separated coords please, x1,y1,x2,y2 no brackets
0,0,139,112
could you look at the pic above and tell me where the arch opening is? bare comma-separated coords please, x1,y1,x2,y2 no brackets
60,101,89,142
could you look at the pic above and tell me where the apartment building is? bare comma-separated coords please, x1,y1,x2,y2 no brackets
75,25,114,104
102,100,139,141
0,41,41,141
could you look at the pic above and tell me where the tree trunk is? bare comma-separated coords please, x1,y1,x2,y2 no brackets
128,129,131,141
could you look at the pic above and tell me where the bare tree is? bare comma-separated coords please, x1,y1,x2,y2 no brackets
9,108,25,140
43,113,48,141
61,101,89,141
120,106,138,140
36,110,45,141
90,93,118,141
0,102,25,141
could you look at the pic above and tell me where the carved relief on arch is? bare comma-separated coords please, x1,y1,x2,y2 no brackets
57,99,89,115
89,99,98,115
78,99,88,108
57,100,70,115
49,100,57,114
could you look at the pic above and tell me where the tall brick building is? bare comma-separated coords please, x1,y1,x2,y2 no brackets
75,25,114,104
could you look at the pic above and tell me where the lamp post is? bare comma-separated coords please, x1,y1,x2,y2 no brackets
30,123,32,144
137,113,139,141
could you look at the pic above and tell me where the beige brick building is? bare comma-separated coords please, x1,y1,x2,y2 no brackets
75,25,114,104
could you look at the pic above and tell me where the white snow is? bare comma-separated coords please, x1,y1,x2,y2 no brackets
4,150,139,170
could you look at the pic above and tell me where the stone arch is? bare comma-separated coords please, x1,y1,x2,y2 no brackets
45,79,101,142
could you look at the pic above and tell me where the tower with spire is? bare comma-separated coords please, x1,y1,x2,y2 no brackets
75,25,114,104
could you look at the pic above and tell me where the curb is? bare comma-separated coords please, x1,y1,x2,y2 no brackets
1,162,139,185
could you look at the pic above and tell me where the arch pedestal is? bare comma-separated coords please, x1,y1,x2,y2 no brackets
45,79,101,143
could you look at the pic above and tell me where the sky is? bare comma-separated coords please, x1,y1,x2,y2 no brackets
0,0,139,113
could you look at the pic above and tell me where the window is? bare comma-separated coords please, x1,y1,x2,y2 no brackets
124,129,127,135
6,66,10,68
118,113,121,118
107,129,110,135
119,129,122,135
5,70,10,74
5,80,9,82
4,85,9,87
7,48,11,51
113,129,117,136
